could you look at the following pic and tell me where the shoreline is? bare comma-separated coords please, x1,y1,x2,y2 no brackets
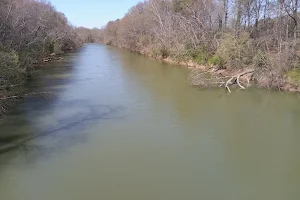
0,50,73,118
133,49,300,94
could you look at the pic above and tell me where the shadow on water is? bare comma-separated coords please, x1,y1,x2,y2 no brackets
0,99,125,156
0,50,126,156
0,60,75,153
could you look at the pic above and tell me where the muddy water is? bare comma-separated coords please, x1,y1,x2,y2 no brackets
0,44,300,200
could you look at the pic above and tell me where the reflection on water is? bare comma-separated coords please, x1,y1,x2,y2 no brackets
0,44,300,200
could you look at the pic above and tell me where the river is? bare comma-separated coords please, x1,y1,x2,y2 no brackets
0,44,300,200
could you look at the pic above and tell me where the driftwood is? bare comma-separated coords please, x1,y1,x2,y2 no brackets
190,67,255,93
225,70,254,93
42,55,62,63
42,57,51,62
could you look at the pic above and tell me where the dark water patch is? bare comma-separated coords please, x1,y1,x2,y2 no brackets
0,102,125,155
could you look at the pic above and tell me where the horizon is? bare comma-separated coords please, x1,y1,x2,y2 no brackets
49,0,142,28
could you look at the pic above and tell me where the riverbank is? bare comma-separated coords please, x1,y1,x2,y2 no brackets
0,50,73,120
94,0,300,94
0,51,73,153
0,0,97,118
136,50,300,94
101,40,300,94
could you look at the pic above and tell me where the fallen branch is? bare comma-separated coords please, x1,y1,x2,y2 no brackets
236,74,245,89
189,67,255,93
225,70,254,93
0,105,7,116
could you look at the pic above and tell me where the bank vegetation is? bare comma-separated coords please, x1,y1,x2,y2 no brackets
0,0,101,116
97,0,300,92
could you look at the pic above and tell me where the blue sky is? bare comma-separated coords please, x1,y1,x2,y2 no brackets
49,0,141,28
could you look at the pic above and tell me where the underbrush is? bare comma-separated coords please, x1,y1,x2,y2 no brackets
286,68,300,86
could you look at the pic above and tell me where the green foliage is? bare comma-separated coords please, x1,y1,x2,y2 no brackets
216,32,254,68
194,50,209,65
207,56,222,66
44,40,64,55
53,42,63,54
0,51,25,84
287,68,300,85
160,48,169,58
43,39,55,54
186,48,222,66
181,47,198,59
152,48,170,58
48,42,55,54
172,0,192,12
252,50,269,68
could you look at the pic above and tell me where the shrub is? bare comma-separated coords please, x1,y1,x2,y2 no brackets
159,48,169,58
207,56,222,66
44,39,54,54
0,51,25,85
252,50,269,68
53,42,64,54
216,32,254,69
286,68,300,86
194,50,209,65
180,48,198,60
151,48,170,58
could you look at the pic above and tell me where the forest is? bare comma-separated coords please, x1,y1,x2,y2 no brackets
99,0,300,92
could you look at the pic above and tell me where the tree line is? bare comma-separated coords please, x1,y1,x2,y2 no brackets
98,0,300,90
